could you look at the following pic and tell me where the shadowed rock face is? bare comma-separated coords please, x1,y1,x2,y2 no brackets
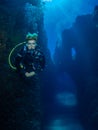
0,0,49,130
54,6,98,130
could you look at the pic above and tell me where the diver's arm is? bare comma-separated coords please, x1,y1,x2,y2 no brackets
14,54,23,70
14,48,24,68
14,47,26,75
37,52,45,72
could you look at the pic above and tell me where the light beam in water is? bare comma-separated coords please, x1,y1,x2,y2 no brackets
42,0,52,2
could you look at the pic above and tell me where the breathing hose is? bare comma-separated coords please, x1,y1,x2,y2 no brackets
8,42,26,70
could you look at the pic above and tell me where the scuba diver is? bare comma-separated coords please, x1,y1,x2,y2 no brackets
14,33,45,80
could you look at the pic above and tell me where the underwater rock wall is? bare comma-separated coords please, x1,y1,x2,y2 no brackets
0,0,42,43
72,8,98,130
54,6,98,130
0,0,53,130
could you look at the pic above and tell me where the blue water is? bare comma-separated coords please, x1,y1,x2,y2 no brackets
1,0,98,129
43,0,98,58
42,0,98,129
44,72,83,130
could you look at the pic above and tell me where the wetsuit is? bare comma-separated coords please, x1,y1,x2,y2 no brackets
14,44,45,79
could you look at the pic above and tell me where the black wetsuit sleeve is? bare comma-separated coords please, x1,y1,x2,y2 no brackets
39,52,45,70
14,48,26,75
34,51,45,73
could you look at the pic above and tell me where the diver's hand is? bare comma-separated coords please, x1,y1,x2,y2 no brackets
25,72,35,77
25,72,30,77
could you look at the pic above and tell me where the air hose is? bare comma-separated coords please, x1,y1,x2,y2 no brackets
8,42,26,70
